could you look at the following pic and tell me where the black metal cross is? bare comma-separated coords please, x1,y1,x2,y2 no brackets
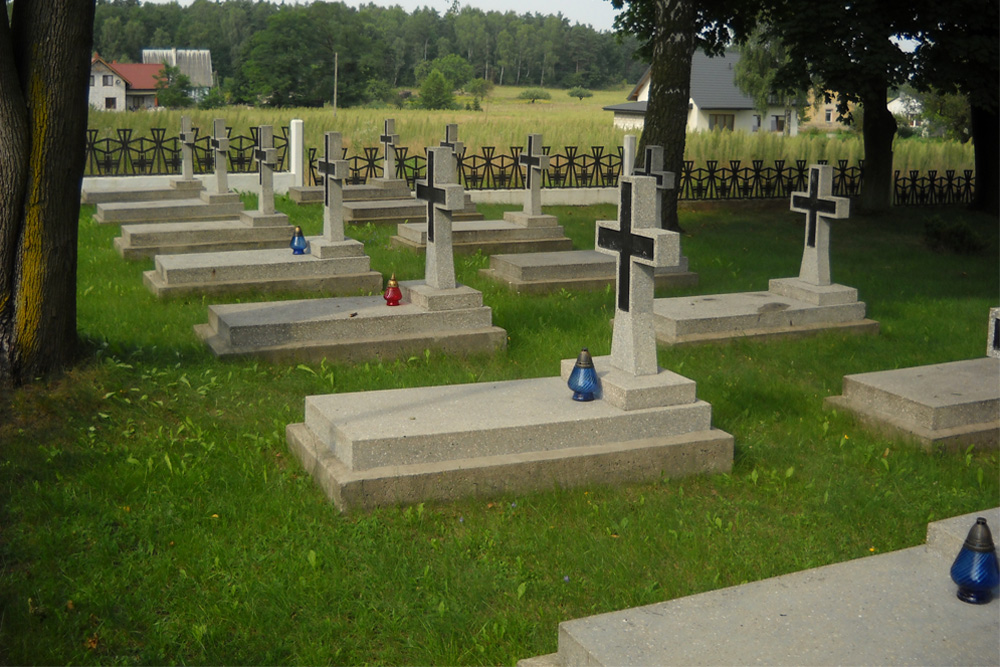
416,149,447,243
518,134,546,190
316,133,346,207
597,180,655,313
792,167,839,248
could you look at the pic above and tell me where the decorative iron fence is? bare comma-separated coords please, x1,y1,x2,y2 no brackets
83,127,975,206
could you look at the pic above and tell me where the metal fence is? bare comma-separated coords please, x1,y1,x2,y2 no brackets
83,127,975,206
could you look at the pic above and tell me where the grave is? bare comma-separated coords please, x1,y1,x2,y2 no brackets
824,308,1000,450
341,122,482,225
144,131,382,298
284,173,732,512
115,122,296,259
288,118,413,204
518,507,1000,667
393,131,573,254
81,115,205,204
93,116,244,224
652,164,877,345
194,145,506,361
480,139,698,293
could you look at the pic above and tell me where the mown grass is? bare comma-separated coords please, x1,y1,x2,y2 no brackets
87,85,974,175
1,199,997,664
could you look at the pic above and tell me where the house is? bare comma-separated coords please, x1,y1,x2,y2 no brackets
887,92,923,128
143,49,214,102
799,90,852,133
89,54,163,111
604,50,799,135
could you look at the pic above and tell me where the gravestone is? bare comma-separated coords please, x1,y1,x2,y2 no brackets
143,129,380,298
284,172,731,511
209,118,230,196
393,132,571,254
480,138,697,293
652,163,877,345
381,118,401,183
825,308,1000,450
177,115,198,185
417,146,465,290
341,120,482,225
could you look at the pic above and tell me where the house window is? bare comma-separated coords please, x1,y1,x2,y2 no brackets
105,97,116,110
103,74,113,86
771,115,786,133
824,109,833,123
752,115,761,133
89,75,95,86
709,114,734,131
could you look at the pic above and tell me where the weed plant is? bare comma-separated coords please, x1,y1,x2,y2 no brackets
1,199,997,664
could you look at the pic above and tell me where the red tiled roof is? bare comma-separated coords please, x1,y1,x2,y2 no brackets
111,62,164,91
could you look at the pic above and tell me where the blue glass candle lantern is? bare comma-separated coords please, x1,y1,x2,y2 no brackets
290,226,308,255
950,517,1000,604
568,348,599,402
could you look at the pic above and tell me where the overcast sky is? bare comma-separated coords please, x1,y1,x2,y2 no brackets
139,0,621,33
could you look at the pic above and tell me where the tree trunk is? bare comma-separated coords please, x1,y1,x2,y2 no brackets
969,103,999,215
858,90,896,213
638,0,694,232
0,0,95,388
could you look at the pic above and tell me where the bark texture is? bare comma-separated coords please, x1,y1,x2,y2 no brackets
0,0,95,388
858,91,897,213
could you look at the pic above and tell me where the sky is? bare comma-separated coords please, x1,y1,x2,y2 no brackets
139,0,621,33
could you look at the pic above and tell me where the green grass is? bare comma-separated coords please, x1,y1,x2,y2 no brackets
1,199,998,664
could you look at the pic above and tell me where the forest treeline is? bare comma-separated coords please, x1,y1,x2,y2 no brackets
92,0,644,107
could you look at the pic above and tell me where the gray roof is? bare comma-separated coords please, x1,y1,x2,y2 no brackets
602,101,647,114
689,50,755,110
143,49,214,88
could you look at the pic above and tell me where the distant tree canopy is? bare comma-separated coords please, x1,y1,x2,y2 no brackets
153,63,193,108
90,0,645,108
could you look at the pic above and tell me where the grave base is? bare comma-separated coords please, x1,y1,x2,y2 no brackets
653,278,878,345
93,192,244,224
391,219,573,255
825,357,1000,451
113,218,294,259
480,250,698,294
288,179,412,204
343,195,483,224
286,355,732,511
194,281,506,362
82,178,204,205
143,238,382,298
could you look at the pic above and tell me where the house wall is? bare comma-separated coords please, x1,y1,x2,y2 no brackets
613,115,646,131
89,62,126,111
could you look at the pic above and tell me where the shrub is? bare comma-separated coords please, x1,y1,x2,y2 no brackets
518,88,551,103
568,87,593,101
923,217,987,255
418,69,454,110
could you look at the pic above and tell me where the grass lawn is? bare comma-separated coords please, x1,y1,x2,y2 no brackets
1,197,997,664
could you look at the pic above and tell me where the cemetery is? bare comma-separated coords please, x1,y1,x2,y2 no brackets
4,115,997,664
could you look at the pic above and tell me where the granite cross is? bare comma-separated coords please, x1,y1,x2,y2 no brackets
790,164,849,286
317,131,350,241
416,146,465,290
596,175,680,376
210,118,230,194
635,145,676,221
440,123,464,159
253,125,278,215
178,115,196,181
518,134,550,216
989,308,1000,359
380,118,399,181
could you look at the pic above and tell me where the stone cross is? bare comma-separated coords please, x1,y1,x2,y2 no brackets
596,175,680,376
989,308,1000,359
253,125,278,215
317,131,350,242
518,134,550,216
210,118,230,194
622,134,637,177
636,145,676,221
178,115,196,181
790,164,849,286
416,146,465,290
380,118,399,181
440,123,464,159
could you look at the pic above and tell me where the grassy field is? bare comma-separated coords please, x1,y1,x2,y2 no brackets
1,195,997,664
87,85,975,175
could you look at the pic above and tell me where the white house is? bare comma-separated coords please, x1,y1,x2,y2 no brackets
89,54,163,111
604,50,799,135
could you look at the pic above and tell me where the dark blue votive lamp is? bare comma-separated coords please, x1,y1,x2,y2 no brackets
290,226,308,255
950,517,1000,604
568,348,599,402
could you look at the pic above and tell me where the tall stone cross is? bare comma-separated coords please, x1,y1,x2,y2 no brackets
416,146,465,290
380,118,399,181
636,145,676,221
790,164,849,286
317,131,350,242
440,123,464,159
210,118,230,194
253,125,278,215
596,175,680,376
178,115,196,181
518,134,550,216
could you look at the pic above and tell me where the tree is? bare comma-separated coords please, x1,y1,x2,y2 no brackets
414,53,473,90
568,86,593,100
734,26,807,136
518,88,550,103
1,0,96,387
466,77,493,97
153,63,193,108
419,69,454,109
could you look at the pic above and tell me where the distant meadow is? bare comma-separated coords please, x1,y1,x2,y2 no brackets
87,86,975,176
